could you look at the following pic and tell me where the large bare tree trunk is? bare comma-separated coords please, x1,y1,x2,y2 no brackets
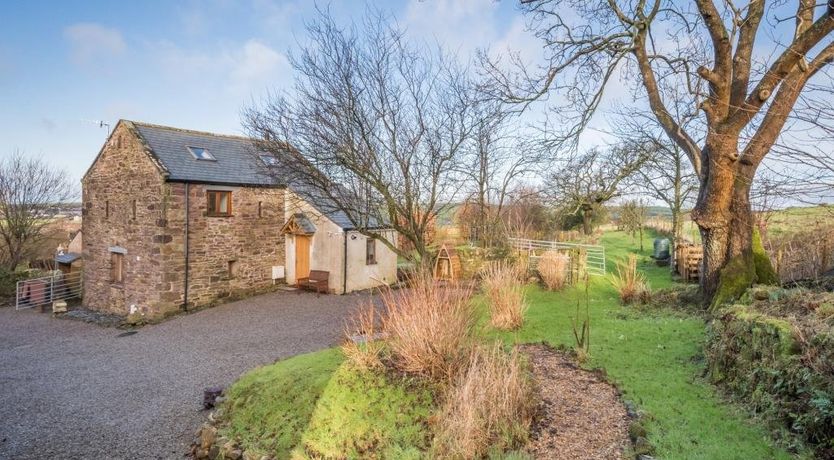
693,139,777,307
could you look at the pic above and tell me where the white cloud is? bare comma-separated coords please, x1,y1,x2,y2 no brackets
402,0,501,57
153,38,289,96
64,23,126,65
230,40,288,90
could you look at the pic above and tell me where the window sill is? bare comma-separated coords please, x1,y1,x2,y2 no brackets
207,214,234,218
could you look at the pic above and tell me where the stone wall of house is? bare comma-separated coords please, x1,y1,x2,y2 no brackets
83,122,287,319
164,183,286,309
82,122,171,316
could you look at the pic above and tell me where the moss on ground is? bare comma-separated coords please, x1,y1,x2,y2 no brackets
294,363,433,459
220,349,344,458
711,252,757,310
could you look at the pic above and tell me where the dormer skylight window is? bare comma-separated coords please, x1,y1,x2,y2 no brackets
188,146,215,161
260,154,279,166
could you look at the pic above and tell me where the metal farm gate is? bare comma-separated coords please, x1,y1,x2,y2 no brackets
15,271,82,310
508,237,607,276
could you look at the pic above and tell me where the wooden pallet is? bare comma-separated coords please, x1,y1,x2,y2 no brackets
675,243,703,283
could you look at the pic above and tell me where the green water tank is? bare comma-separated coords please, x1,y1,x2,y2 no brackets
653,238,671,260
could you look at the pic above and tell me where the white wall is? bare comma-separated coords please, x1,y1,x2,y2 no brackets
284,191,346,293
344,230,398,293
284,191,397,294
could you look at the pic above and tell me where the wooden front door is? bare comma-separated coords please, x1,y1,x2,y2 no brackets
295,235,311,280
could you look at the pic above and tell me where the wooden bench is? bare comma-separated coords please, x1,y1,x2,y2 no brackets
297,270,329,295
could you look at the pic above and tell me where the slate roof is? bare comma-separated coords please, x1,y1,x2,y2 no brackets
55,252,81,264
123,120,388,231
283,213,317,235
131,121,277,187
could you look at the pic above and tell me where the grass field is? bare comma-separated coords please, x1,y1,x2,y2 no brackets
219,230,798,459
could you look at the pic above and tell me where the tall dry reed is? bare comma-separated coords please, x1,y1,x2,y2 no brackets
538,250,570,290
480,262,527,330
433,342,536,458
341,302,384,370
381,272,476,382
610,254,651,304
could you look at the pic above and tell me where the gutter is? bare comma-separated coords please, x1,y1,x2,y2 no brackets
343,231,348,295
183,182,190,311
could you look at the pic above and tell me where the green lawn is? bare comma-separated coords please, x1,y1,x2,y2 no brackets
220,230,796,459
487,230,792,459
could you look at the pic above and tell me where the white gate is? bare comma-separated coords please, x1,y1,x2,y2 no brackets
15,271,83,310
508,237,606,276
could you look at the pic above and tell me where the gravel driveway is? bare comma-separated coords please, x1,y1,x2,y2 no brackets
0,291,369,459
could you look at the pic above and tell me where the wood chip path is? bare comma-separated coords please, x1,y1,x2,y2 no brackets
520,344,631,459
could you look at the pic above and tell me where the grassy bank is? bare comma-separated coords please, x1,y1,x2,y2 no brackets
487,230,792,459
218,230,795,459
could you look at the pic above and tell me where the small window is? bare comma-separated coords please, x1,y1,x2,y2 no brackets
258,201,263,218
207,191,232,216
131,199,137,220
110,252,124,283
228,260,238,279
105,200,110,219
366,238,377,265
260,154,279,166
188,146,216,161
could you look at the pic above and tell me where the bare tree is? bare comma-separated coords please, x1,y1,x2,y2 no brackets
0,151,74,271
619,198,649,250
502,184,556,239
616,112,698,246
483,0,834,304
548,144,646,235
244,8,479,264
458,104,543,247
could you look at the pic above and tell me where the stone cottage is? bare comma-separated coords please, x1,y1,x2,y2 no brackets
81,120,398,318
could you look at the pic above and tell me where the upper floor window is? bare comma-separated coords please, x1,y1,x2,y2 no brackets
366,238,377,265
188,146,215,161
207,190,232,217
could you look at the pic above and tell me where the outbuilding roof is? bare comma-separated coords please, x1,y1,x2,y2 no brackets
55,252,82,264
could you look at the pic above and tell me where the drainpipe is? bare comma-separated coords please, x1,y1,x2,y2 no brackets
343,230,348,295
183,182,190,311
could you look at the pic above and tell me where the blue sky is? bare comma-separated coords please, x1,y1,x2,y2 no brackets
0,0,529,192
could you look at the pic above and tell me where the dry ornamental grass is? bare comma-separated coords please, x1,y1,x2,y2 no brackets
538,250,570,291
610,254,651,304
381,272,477,382
433,342,536,459
481,262,528,330
341,303,384,371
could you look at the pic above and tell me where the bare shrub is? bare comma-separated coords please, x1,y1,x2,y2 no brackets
381,272,476,382
433,342,536,458
538,250,570,291
611,254,651,304
341,303,384,371
481,262,527,331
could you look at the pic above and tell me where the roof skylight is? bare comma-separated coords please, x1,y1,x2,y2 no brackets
260,154,279,166
188,146,216,161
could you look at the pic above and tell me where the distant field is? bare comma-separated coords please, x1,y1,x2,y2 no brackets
763,205,834,236
667,205,833,242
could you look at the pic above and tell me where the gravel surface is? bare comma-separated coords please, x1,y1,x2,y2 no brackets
0,291,369,459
